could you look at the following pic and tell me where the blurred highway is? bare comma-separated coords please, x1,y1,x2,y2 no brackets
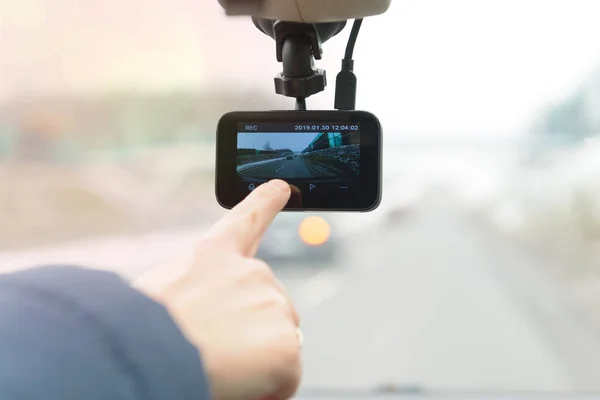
280,194,600,393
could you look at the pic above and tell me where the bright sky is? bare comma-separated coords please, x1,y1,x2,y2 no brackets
1,0,600,136
238,132,316,151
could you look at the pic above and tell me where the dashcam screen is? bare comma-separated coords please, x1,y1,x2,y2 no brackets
236,127,360,188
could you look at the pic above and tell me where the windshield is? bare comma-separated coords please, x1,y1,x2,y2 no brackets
2,0,600,395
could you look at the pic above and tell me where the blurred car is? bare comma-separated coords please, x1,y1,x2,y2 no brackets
386,205,411,223
286,154,293,160
256,213,337,264
384,181,424,225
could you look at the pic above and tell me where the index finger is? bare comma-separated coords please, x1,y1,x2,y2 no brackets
208,179,291,256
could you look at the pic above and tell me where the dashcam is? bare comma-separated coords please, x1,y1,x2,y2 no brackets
215,110,382,212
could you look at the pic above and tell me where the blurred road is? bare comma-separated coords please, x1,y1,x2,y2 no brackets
238,156,346,180
4,191,600,393
274,195,600,393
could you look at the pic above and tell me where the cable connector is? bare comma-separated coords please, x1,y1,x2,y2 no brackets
334,59,357,110
334,19,362,111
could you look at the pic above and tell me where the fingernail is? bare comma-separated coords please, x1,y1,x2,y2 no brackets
269,179,290,192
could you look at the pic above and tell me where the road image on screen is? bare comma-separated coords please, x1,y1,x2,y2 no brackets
236,131,360,183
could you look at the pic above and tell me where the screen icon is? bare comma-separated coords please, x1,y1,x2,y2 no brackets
309,184,316,191
248,183,256,191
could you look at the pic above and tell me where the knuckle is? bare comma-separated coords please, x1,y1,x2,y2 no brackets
271,327,302,376
249,259,274,278
270,292,290,309
236,259,273,285
245,208,262,230
260,290,289,313
236,208,266,242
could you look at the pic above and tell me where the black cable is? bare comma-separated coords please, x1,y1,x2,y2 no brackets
335,19,363,111
295,97,307,110
344,18,363,60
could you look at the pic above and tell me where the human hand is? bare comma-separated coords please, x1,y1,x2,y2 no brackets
133,180,302,400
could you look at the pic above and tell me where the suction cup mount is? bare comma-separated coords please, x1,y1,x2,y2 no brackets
252,18,347,105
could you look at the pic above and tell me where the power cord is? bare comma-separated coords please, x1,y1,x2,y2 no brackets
334,18,363,111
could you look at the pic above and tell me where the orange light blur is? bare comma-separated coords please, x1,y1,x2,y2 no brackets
298,216,331,246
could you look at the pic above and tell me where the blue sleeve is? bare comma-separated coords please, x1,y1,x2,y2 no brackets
0,265,211,400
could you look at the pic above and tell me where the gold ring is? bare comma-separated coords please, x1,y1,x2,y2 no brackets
296,328,304,348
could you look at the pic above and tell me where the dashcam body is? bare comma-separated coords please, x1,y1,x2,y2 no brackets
216,110,382,212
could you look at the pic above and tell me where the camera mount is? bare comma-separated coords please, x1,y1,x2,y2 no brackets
252,18,347,109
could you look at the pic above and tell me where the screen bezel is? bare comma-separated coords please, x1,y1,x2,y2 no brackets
216,110,382,212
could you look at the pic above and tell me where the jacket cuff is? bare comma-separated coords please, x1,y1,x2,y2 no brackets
1,265,211,400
